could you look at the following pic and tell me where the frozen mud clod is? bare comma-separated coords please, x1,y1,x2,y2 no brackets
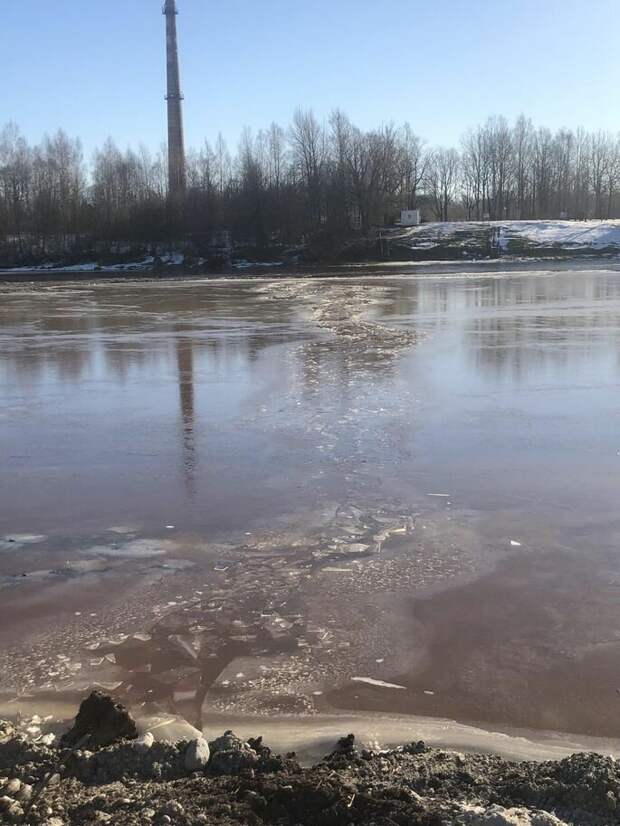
60,691,138,749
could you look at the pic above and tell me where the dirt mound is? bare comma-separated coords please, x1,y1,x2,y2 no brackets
1,712,619,825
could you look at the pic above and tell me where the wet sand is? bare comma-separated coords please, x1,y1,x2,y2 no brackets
2,265,620,752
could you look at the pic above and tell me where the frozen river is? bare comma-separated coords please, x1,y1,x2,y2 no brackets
2,262,620,746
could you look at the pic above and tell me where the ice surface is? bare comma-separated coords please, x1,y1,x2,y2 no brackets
85,538,177,558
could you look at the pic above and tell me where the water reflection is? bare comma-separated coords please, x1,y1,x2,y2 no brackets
176,334,196,496
374,271,620,384
6,271,620,391
3,270,620,535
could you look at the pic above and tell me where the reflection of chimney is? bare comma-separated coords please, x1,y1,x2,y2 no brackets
176,336,196,495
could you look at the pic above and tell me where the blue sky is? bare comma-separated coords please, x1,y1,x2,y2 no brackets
2,0,619,158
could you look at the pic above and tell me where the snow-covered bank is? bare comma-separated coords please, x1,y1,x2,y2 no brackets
499,220,620,252
2,255,176,275
388,220,620,257
1,260,156,278
0,255,287,279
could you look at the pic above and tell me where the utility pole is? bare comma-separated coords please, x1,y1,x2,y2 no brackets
163,0,186,202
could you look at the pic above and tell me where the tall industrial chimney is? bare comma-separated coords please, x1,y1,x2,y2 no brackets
163,0,186,200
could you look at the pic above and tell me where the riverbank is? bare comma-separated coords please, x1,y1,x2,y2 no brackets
3,255,620,286
2,696,620,825
2,220,619,282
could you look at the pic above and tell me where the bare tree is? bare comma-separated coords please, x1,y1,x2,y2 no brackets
0,122,32,253
426,148,459,222
513,115,533,219
3,111,620,266
290,108,326,230
590,131,613,218
399,123,427,210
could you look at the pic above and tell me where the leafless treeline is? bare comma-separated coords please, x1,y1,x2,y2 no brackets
1,113,619,259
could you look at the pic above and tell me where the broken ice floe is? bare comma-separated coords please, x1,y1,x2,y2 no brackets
258,280,418,352
0,534,47,552
352,677,407,690
86,538,176,558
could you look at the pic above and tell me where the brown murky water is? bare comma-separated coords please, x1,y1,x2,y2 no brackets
2,264,620,743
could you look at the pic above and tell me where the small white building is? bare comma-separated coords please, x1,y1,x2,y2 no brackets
400,209,421,227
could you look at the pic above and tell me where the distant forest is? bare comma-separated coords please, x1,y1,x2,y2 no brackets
1,112,620,262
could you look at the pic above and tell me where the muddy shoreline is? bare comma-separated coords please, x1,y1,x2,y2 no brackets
2,704,620,825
